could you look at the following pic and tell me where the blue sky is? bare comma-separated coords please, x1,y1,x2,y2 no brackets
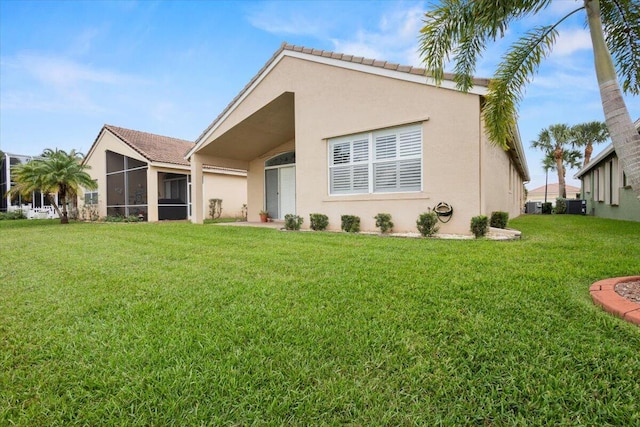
1,0,638,191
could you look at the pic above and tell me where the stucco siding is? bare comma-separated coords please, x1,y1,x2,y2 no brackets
202,172,247,219
198,54,525,234
481,133,524,220
254,57,485,233
582,170,640,222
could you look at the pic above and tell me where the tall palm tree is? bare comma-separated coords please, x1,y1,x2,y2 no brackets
10,149,97,224
570,121,609,166
419,0,640,198
531,124,583,199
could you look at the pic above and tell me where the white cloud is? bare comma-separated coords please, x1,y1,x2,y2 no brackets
0,53,148,114
330,3,426,66
552,27,592,57
6,53,143,87
247,1,426,67
245,3,328,37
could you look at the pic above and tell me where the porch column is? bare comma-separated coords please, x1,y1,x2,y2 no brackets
190,153,204,224
147,167,159,222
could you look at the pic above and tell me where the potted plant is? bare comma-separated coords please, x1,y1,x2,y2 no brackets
259,210,269,223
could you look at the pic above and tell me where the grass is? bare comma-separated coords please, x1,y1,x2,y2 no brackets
1,215,639,425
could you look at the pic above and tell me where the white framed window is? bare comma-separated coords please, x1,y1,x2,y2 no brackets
329,124,422,195
84,191,98,205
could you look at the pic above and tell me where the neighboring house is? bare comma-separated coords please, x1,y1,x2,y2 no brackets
186,43,529,234
574,119,640,222
527,183,581,205
80,125,247,222
0,152,60,219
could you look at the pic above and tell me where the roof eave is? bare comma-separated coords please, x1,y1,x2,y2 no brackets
574,144,615,179
186,42,490,160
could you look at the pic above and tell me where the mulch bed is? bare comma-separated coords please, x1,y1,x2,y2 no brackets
616,280,640,304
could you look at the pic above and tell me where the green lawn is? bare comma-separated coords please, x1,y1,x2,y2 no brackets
1,216,639,425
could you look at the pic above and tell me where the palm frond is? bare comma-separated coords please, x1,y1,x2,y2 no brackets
484,25,558,148
601,0,640,95
419,0,554,91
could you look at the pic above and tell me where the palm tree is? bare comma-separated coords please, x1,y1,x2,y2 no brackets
10,149,97,224
531,124,583,199
419,0,640,198
570,121,609,166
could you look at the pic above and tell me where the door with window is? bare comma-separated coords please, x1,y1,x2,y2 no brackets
264,152,296,220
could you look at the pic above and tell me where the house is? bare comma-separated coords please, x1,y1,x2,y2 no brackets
527,183,581,205
80,125,247,221
186,43,529,234
0,152,60,219
574,119,640,222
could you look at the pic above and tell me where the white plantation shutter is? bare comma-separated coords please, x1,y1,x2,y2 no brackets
332,142,351,164
329,124,422,195
373,162,397,191
398,128,421,157
398,158,421,190
353,164,369,191
330,166,352,193
329,133,370,194
353,139,369,162
374,134,397,160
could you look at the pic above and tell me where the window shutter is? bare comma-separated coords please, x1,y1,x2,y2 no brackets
353,139,369,162
398,128,421,157
374,162,397,192
398,159,421,190
332,142,350,165
375,134,397,160
329,124,422,195
353,165,369,191
331,166,351,193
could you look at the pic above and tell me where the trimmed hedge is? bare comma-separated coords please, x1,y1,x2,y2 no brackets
490,211,509,229
341,215,360,233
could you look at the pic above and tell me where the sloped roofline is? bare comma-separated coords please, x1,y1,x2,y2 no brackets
84,124,247,175
574,118,640,179
84,124,193,167
186,42,491,159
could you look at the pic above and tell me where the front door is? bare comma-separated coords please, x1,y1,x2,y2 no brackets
264,152,296,220
279,166,296,218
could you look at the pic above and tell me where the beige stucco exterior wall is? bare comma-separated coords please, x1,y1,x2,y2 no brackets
480,131,525,220
200,55,525,234
202,172,247,219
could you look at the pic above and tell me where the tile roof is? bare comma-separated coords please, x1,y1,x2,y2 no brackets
282,43,489,86
192,42,490,150
528,183,581,195
103,124,194,166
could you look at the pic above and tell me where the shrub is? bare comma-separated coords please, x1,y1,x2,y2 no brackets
0,210,26,220
284,214,303,231
490,211,509,229
374,213,393,233
341,215,360,233
309,213,329,231
555,198,567,214
209,199,223,219
416,212,439,237
542,202,552,215
80,204,100,222
103,215,140,223
470,215,489,238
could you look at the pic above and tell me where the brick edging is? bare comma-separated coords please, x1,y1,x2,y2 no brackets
589,276,640,326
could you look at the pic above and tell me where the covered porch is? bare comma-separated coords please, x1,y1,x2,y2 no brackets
189,92,295,224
